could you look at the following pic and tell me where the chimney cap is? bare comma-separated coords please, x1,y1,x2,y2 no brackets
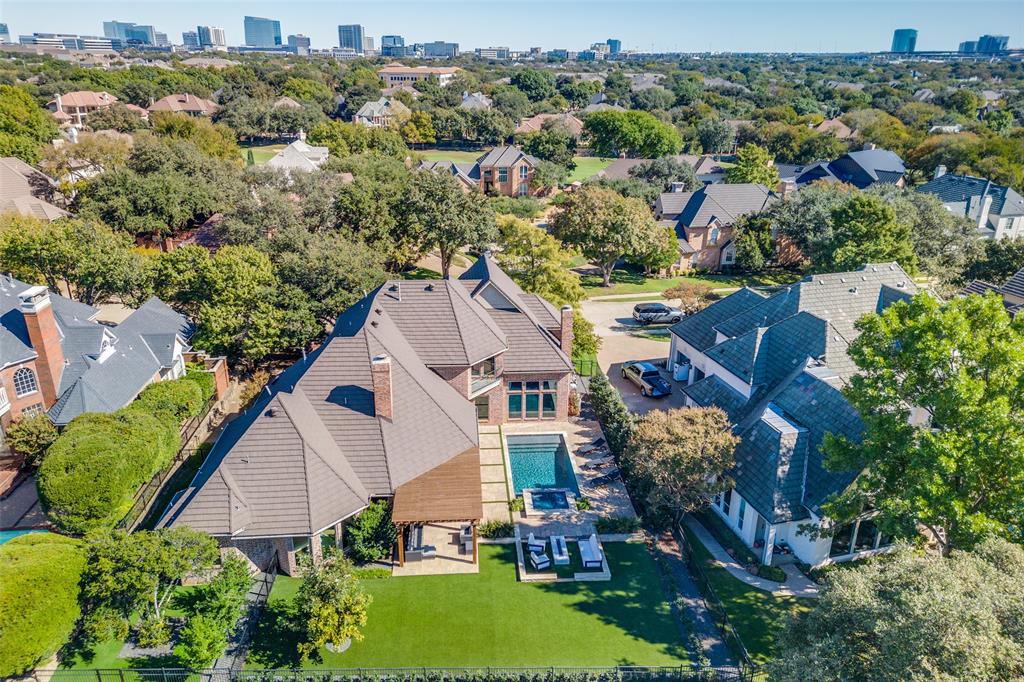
560,305,572,312
371,354,391,365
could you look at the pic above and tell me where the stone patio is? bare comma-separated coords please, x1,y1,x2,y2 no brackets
479,425,512,523
392,522,480,577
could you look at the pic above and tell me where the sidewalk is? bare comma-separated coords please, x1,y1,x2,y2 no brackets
683,515,820,599
652,531,735,668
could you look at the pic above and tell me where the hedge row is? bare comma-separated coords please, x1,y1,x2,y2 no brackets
0,533,86,677
587,374,634,457
37,372,214,535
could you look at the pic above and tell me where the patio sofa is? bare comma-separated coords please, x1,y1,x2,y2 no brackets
579,533,604,569
405,524,437,561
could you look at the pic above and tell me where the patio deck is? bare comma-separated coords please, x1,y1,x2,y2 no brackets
392,522,480,577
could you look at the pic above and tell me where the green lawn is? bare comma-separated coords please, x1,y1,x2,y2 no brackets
582,268,801,298
241,143,287,165
247,542,686,668
682,526,811,665
417,150,611,183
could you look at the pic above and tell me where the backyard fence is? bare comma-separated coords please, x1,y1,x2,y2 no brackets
115,394,218,531
573,358,602,378
675,526,758,669
36,666,767,682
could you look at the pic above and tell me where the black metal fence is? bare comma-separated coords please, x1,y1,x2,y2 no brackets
37,666,766,682
116,395,218,531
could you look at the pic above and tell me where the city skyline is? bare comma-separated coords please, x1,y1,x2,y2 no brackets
1,0,1021,53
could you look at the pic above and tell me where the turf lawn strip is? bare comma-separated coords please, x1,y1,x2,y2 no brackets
246,542,687,668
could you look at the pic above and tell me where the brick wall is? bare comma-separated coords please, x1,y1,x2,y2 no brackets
0,360,48,427
499,371,572,422
433,365,471,397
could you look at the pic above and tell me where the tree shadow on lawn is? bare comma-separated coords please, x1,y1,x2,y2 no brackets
534,545,689,664
246,599,304,669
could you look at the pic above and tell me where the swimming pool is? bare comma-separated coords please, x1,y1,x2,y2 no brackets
529,490,571,510
0,529,44,545
506,433,580,496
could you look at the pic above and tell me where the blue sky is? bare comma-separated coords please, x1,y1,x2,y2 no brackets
2,0,1021,53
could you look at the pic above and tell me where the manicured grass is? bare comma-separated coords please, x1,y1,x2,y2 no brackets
630,329,672,342
682,526,811,665
241,144,287,165
417,150,612,183
247,543,686,668
401,266,442,280
567,157,614,183
582,268,800,297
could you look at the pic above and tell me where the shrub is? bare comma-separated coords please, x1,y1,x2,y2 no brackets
509,497,525,512
347,500,398,563
587,374,634,456
239,369,271,408
4,412,58,467
135,613,171,648
595,516,643,534
174,614,227,669
295,555,371,659
184,367,216,402
37,409,180,534
576,497,592,510
478,520,515,538
134,378,205,422
352,567,393,580
0,534,86,677
489,196,544,219
190,556,252,629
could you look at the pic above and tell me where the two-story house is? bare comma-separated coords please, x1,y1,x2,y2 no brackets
47,91,118,127
148,93,220,117
917,167,1024,240
655,184,776,271
353,96,411,127
790,148,906,189
667,263,918,568
420,146,540,197
159,254,574,575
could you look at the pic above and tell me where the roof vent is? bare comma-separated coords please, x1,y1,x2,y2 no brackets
818,279,825,285
266,408,276,417
370,320,379,327
861,276,867,281
849,287,858,294
839,277,846,283
897,280,907,288
374,307,382,315
888,265,895,270
425,283,434,291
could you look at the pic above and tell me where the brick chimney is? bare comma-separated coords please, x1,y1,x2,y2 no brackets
19,286,64,406
559,306,574,358
371,354,393,421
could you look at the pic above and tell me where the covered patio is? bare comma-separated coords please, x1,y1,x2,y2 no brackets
391,448,483,576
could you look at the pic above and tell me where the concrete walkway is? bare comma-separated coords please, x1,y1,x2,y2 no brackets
479,425,512,523
683,515,820,599
653,531,735,669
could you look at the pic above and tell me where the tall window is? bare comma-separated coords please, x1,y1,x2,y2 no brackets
519,164,529,179
506,380,557,420
709,227,720,245
737,498,747,530
498,167,509,183
829,522,855,557
721,488,732,516
13,367,38,397
471,357,497,392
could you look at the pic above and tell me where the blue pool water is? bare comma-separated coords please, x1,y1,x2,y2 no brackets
0,529,44,545
507,434,580,495
531,490,571,510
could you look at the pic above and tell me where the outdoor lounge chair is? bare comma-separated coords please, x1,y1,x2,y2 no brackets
530,551,551,571
581,456,614,471
577,437,607,456
527,532,546,553
579,534,604,569
591,468,621,487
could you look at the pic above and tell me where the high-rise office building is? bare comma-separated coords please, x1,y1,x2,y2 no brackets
244,16,282,47
476,46,510,59
891,28,917,53
422,40,458,58
154,32,170,47
197,25,227,50
102,20,156,45
977,34,1009,53
959,40,978,53
182,31,200,49
606,38,621,54
287,34,311,49
338,24,365,52
381,35,405,48
362,36,375,53
0,24,10,44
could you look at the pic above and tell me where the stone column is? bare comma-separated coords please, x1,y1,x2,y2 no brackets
309,533,323,565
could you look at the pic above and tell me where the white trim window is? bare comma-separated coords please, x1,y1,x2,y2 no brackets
13,367,39,397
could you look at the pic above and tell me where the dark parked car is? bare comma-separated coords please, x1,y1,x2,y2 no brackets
621,361,672,398
632,302,683,325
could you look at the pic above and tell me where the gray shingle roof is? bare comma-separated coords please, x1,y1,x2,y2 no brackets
669,288,769,352
681,374,747,422
917,173,1024,219
476,145,539,168
998,267,1024,300
657,184,775,227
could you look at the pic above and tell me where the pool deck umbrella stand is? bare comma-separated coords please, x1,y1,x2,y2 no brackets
391,448,483,570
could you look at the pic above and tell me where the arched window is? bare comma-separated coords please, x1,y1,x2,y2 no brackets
709,227,720,245
13,367,38,397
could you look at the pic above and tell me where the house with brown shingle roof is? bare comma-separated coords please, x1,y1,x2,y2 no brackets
148,93,220,117
514,112,584,138
160,254,574,574
0,157,68,221
420,145,541,197
47,91,118,127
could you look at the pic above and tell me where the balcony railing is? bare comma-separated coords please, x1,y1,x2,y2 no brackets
0,386,9,414
470,375,499,396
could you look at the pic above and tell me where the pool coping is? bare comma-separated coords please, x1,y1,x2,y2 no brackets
523,487,579,517
502,431,583,511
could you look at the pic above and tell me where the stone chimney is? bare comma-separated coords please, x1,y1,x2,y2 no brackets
371,354,393,421
559,306,574,358
777,179,797,197
934,164,947,179
19,286,64,406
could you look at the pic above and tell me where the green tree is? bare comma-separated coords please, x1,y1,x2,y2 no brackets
151,112,240,162
984,109,1014,136
531,159,569,190
602,71,632,103
962,238,1024,285
86,103,148,133
632,223,679,274
944,89,983,117
771,539,1024,681
492,87,531,121
551,185,657,287
696,118,733,154
733,213,774,270
769,181,855,257
725,143,780,186
408,170,495,279
519,121,576,169
80,529,218,639
347,500,398,562
4,413,58,468
622,407,738,527
813,194,917,273
510,69,556,102
399,111,436,146
627,156,701,193
583,110,682,158
495,215,584,306
0,85,58,163
294,555,372,660
631,86,675,112
822,293,1024,556
0,534,85,677
174,614,227,668
662,281,717,315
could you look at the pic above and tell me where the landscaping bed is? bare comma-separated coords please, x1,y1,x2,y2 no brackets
692,509,787,583
247,543,686,668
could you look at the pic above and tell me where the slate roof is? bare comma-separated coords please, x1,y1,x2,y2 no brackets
672,264,917,524
917,173,1024,220
1001,268,1024,299
163,256,568,538
265,140,329,172
656,184,775,227
419,160,480,188
148,93,219,116
799,149,905,189
477,145,539,168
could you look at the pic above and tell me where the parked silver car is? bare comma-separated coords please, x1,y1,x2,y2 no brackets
632,302,684,325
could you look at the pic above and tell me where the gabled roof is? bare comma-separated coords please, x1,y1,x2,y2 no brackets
354,96,411,120
670,288,769,352
419,160,480,187
657,184,775,227
0,157,64,220
515,113,584,137
272,96,302,110
814,118,855,139
148,93,219,115
48,91,117,108
824,149,906,189
917,173,1024,219
459,92,492,110
265,139,329,172
477,145,539,168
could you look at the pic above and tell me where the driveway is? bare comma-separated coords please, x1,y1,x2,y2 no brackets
580,297,689,415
